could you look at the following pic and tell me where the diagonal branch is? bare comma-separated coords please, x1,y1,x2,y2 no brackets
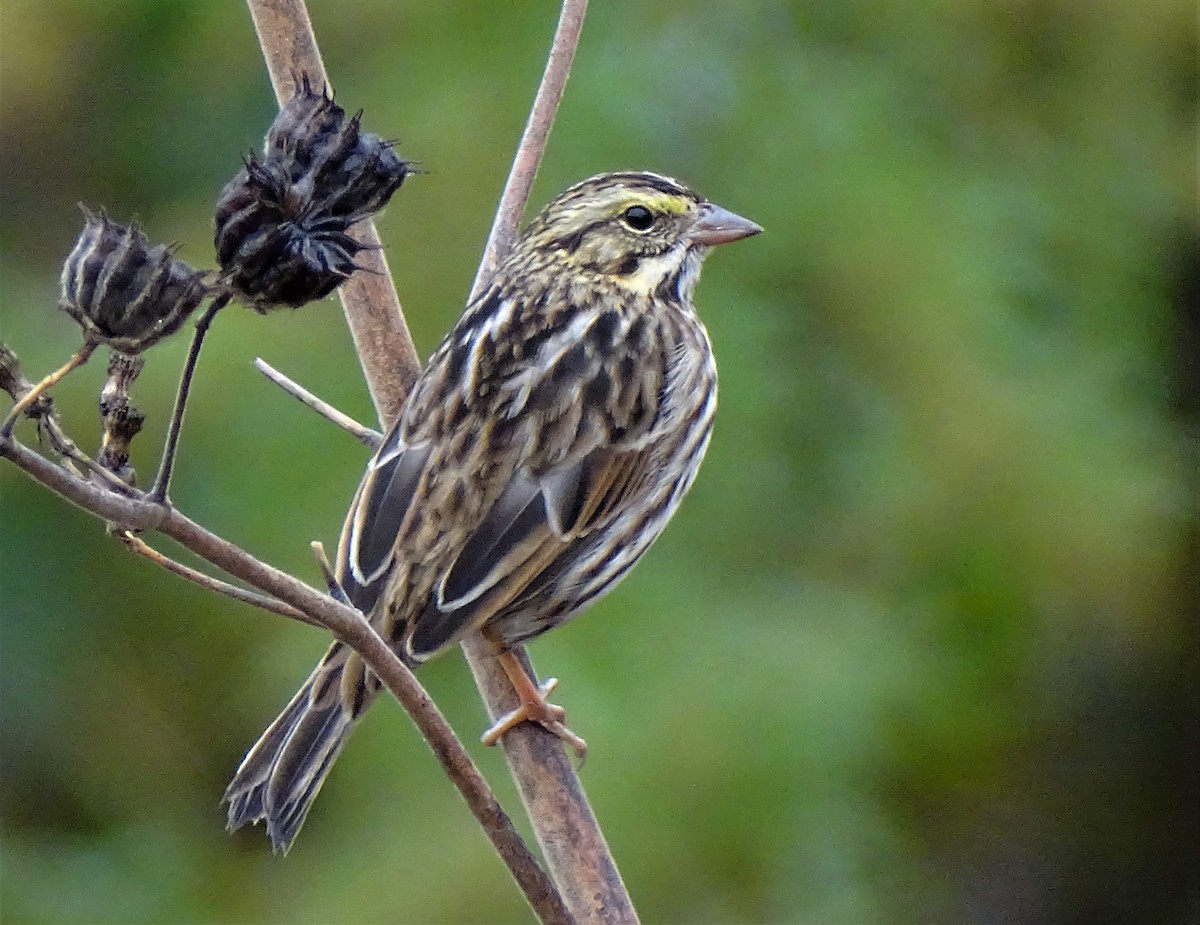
0,341,140,495
469,0,590,298
0,431,571,925
116,530,319,626
254,357,382,450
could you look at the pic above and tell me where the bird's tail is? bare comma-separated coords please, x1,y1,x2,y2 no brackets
224,640,374,853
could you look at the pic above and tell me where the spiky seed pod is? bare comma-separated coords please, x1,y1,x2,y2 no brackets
265,76,412,222
214,157,292,271
315,127,411,221
213,76,409,312
214,157,366,310
264,74,349,180
59,209,209,353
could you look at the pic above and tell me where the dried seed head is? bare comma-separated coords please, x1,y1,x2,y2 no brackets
60,208,210,353
214,157,366,310
214,158,294,268
213,76,409,311
227,222,363,311
315,130,411,221
265,74,349,180
266,77,411,221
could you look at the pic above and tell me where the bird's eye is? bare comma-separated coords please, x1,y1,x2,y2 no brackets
621,205,655,232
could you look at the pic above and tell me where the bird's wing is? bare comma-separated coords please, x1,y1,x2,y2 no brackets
405,444,650,659
336,421,431,615
338,284,676,659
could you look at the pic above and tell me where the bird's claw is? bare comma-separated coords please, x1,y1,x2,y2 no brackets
481,676,588,762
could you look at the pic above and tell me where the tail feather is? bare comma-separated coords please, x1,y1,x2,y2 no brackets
224,642,362,854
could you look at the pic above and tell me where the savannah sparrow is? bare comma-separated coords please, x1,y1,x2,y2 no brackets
224,170,760,852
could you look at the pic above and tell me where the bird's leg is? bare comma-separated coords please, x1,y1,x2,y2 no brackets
481,646,587,762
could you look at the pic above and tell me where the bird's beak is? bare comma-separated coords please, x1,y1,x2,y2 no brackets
688,202,762,246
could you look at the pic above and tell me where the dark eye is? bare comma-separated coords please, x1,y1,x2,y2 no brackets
621,205,655,231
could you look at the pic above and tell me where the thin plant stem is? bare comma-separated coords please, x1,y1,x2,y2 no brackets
254,357,382,450
0,342,139,494
117,530,319,626
470,0,591,299
53,415,140,494
148,293,231,503
0,341,97,437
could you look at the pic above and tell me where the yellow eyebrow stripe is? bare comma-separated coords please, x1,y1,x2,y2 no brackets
605,190,692,217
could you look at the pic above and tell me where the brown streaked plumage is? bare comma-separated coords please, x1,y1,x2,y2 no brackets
224,171,760,852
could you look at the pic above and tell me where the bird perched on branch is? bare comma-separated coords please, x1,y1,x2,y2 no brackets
225,170,761,852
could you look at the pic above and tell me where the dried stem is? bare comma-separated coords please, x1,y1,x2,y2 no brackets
116,530,318,626
0,341,96,436
97,354,145,481
0,341,138,494
470,0,590,299
254,357,382,450
148,293,231,503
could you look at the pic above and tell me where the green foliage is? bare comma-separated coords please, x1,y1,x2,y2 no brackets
1,1,1194,922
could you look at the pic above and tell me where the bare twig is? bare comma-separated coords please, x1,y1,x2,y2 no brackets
116,530,319,626
470,0,590,298
148,293,231,503
254,357,382,449
1,341,96,436
0,429,568,925
56,416,140,494
309,540,347,600
0,341,139,494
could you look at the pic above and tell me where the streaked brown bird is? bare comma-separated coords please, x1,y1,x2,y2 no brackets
224,170,761,852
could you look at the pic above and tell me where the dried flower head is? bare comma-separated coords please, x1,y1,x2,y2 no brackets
213,75,410,311
214,157,365,310
265,74,350,180
60,208,210,353
313,125,411,221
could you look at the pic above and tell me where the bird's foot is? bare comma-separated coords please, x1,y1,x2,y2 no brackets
482,652,587,762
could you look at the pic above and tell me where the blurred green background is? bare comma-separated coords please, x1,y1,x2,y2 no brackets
1,2,1195,923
